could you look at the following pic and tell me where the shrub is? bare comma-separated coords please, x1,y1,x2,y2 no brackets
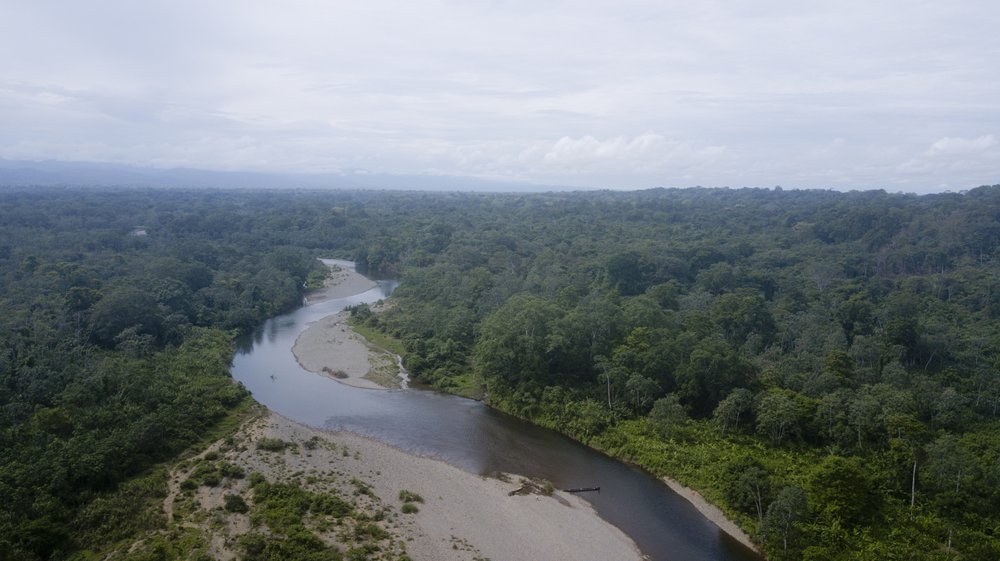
220,462,246,479
311,493,353,518
397,490,423,503
189,463,221,487
248,472,267,487
257,438,288,452
351,479,373,497
400,503,419,514
200,472,221,487
354,522,389,541
224,493,249,514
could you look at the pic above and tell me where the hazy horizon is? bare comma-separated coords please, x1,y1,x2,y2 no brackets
2,1,998,194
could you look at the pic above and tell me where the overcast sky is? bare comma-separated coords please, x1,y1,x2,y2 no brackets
1,1,998,192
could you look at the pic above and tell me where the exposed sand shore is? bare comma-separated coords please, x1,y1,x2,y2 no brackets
296,413,635,561
304,259,378,303
292,310,401,389
294,259,402,389
160,410,643,561
662,477,760,553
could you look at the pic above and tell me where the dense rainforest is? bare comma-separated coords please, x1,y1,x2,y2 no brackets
354,186,1000,560
0,188,334,560
2,185,999,561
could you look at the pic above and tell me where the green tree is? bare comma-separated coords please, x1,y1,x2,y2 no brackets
713,388,753,436
722,455,771,527
806,455,878,527
925,434,974,495
847,391,884,448
648,394,687,438
676,338,754,416
567,399,611,441
762,486,808,556
930,387,967,430
606,250,654,296
624,373,660,413
814,390,852,447
822,349,855,385
712,288,775,348
607,326,680,394
88,286,162,347
886,412,929,508
474,294,560,389
755,389,808,446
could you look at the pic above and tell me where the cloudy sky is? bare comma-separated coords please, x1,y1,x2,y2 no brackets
1,1,998,192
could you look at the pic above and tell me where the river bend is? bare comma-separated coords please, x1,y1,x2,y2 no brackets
231,262,761,561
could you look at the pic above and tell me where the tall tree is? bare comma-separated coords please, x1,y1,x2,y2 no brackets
723,455,771,527
762,486,809,556
714,388,753,436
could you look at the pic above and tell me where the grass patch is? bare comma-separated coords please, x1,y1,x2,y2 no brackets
364,352,403,388
120,526,213,561
350,323,407,357
400,503,419,514
240,531,341,561
354,522,390,541
437,372,484,400
397,490,423,503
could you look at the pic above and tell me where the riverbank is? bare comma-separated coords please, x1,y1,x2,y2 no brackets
662,477,759,552
490,403,764,557
163,411,644,561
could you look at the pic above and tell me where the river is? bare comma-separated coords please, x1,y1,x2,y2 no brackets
231,262,762,561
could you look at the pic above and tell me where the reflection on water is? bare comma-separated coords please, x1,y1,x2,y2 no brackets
231,275,761,561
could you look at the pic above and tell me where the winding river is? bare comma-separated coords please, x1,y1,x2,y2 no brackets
231,262,762,561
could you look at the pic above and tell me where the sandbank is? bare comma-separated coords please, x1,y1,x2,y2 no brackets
662,477,760,553
165,411,644,561
294,259,401,389
292,310,400,389
304,259,378,303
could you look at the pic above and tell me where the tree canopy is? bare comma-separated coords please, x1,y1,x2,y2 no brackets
4,184,1000,560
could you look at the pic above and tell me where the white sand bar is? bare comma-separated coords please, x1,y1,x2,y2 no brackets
305,259,378,303
272,414,642,561
293,310,390,389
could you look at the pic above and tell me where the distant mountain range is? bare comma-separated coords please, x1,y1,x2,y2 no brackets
0,158,578,192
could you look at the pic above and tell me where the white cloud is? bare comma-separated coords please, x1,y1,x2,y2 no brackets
399,133,729,187
537,133,726,174
1,1,998,191
896,135,1000,189
926,135,997,156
